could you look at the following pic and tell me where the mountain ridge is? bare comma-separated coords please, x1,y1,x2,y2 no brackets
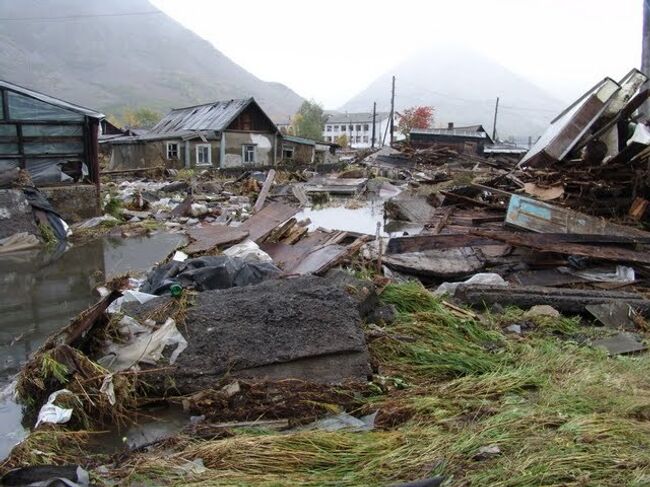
0,0,304,120
341,45,565,139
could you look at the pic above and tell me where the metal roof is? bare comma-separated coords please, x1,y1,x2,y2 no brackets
148,98,255,137
411,126,493,143
325,112,390,124
282,135,316,146
0,79,104,119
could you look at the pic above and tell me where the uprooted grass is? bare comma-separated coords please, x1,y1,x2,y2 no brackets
9,281,650,486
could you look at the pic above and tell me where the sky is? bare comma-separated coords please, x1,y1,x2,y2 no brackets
151,0,642,109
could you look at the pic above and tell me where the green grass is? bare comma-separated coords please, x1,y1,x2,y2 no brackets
6,281,650,486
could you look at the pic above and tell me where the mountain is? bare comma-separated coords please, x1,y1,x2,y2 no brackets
341,45,566,140
0,0,304,120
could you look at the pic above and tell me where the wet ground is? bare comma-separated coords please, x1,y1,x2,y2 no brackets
0,232,186,459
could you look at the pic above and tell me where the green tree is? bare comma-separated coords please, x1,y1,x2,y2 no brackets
122,107,162,129
292,100,326,140
335,134,349,147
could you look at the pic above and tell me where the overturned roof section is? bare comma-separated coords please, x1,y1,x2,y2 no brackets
0,79,104,119
149,98,253,135
325,112,390,124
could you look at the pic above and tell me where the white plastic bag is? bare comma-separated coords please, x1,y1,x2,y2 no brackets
223,240,273,263
434,272,507,296
35,389,76,428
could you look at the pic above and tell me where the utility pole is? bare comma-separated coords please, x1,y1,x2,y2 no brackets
371,102,377,148
491,97,499,142
642,0,650,117
389,75,395,146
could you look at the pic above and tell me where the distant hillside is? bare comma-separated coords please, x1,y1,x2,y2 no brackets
0,0,304,120
341,45,565,139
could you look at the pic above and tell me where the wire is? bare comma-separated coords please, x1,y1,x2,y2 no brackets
0,11,163,22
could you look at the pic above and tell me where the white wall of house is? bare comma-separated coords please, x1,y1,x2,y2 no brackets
322,114,404,149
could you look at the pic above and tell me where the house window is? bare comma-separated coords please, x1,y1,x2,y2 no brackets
282,145,294,160
363,124,369,131
356,136,361,143
363,136,369,143
243,144,256,163
325,136,331,142
333,125,339,131
356,124,361,131
326,125,332,132
166,142,179,159
349,125,353,131
195,144,211,166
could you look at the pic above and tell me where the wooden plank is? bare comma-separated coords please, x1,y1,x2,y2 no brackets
387,233,501,254
239,202,299,242
506,194,650,238
473,230,650,265
252,169,276,213
185,225,249,255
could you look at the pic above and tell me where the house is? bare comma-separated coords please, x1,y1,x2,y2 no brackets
279,135,339,165
0,79,104,221
109,98,281,170
322,112,403,149
409,123,494,155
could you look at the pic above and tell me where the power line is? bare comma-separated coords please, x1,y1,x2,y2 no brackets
0,11,163,22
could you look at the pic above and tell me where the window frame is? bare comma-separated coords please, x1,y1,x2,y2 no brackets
281,144,294,160
326,125,332,132
166,141,179,160
242,144,256,164
195,143,212,166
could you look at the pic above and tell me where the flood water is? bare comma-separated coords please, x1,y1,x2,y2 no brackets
0,232,186,459
296,186,422,237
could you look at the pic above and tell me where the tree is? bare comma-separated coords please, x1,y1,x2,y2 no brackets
292,100,326,140
398,106,434,136
122,107,162,129
335,134,349,147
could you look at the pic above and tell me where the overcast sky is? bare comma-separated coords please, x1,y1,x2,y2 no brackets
152,0,642,109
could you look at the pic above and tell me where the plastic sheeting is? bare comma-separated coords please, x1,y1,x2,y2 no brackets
25,159,74,185
98,318,188,372
35,389,76,428
140,255,281,295
222,240,273,263
22,124,83,136
7,91,84,121
434,273,507,296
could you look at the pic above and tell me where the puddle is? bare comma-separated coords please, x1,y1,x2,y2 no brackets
296,193,422,237
0,232,186,460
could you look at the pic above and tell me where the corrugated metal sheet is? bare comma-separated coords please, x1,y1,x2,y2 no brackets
410,127,489,139
0,79,104,119
148,98,253,136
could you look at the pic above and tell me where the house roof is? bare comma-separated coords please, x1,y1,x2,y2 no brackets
325,112,390,124
282,135,316,146
0,79,105,119
110,97,278,144
410,125,494,144
149,98,258,136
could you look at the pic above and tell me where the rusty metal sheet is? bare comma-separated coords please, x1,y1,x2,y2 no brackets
506,195,650,238
239,202,299,242
185,225,248,255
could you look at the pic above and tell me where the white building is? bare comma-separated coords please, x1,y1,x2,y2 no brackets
322,112,403,149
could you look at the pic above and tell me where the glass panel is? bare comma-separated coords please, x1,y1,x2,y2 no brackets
7,91,84,121
0,125,17,136
24,140,83,154
22,124,83,136
0,159,18,171
0,143,19,154
25,158,75,185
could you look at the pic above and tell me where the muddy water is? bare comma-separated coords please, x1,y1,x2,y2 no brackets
0,232,186,459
